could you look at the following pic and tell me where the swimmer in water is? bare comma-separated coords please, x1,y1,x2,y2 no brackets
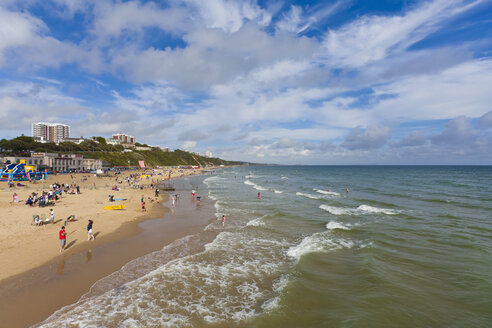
346,187,350,193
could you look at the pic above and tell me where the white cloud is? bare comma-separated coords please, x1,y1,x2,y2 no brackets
320,0,484,68
0,81,87,135
91,1,189,39
371,59,492,121
477,110,492,129
110,23,318,86
0,7,45,65
342,125,392,150
182,140,197,150
185,0,271,33
276,2,344,34
276,5,310,34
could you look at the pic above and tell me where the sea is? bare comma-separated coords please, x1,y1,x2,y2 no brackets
37,166,492,327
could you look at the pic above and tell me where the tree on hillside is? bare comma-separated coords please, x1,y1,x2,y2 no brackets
94,136,106,144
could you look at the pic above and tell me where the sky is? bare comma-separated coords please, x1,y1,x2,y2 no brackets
0,0,491,164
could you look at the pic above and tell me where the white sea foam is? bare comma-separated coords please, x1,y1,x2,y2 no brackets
203,176,222,184
207,191,217,201
315,189,340,196
244,180,268,191
246,216,266,226
281,176,288,180
319,205,351,215
273,189,283,194
296,192,323,200
326,221,351,230
287,232,354,260
320,204,398,216
356,205,397,215
39,232,292,327
260,274,290,312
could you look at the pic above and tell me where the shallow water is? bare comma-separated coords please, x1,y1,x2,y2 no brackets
37,166,492,327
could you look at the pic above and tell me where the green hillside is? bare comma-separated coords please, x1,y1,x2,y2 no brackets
84,149,241,167
0,136,244,167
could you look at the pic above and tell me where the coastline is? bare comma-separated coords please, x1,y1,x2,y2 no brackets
0,168,219,328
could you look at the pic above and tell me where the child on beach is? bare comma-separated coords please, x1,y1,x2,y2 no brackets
142,201,146,211
59,226,67,252
87,220,95,241
50,208,55,224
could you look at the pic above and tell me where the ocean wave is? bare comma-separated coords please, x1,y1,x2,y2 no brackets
319,205,351,215
36,234,208,327
203,176,223,184
39,232,292,327
281,176,288,180
207,191,218,201
244,180,268,191
246,215,267,227
286,232,354,260
261,274,290,312
320,204,398,215
273,189,283,194
326,221,351,230
296,192,323,200
357,205,398,215
315,189,340,196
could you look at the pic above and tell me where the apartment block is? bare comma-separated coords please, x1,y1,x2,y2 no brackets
32,122,70,144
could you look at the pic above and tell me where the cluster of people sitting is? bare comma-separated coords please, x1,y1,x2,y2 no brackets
24,190,59,207
24,192,52,207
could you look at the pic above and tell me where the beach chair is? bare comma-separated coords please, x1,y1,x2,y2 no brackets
41,214,49,225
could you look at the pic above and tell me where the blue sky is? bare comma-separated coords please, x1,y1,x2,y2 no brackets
0,0,491,164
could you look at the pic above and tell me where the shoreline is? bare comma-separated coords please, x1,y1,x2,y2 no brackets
0,194,168,286
0,168,219,328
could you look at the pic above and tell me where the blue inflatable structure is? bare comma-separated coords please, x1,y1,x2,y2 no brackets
0,162,47,181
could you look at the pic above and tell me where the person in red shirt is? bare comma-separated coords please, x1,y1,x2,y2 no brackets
59,226,67,252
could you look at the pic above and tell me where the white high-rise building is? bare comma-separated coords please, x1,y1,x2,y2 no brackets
32,122,70,144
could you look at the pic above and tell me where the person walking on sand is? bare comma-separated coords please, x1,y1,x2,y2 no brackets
87,220,95,241
142,201,146,211
59,226,67,252
50,208,55,224
222,215,226,229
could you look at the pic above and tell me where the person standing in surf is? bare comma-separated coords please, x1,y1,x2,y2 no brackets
258,192,261,199
222,215,226,228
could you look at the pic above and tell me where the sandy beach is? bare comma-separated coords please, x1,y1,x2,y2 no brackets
0,166,217,327
0,167,208,282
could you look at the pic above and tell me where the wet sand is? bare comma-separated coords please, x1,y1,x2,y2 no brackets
0,179,218,328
